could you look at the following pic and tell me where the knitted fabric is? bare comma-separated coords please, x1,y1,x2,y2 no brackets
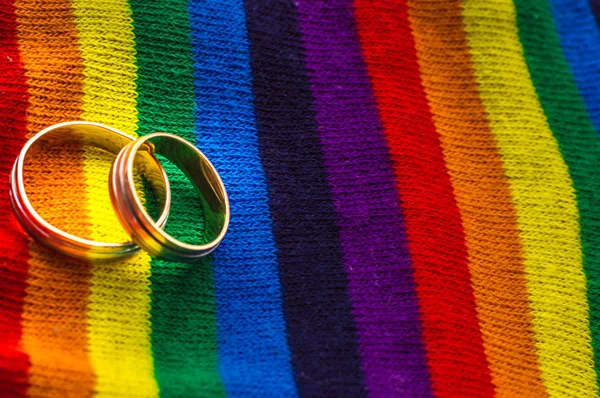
1,0,600,397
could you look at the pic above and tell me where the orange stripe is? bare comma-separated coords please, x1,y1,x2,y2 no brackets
407,1,546,395
14,0,95,395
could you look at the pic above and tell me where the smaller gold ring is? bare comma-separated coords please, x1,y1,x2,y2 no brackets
9,121,171,261
110,133,230,262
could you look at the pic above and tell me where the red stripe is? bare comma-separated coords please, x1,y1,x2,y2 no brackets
0,1,31,395
352,1,494,396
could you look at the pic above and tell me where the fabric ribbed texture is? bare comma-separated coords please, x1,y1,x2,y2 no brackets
0,1,30,395
131,0,224,396
243,1,366,396
353,1,493,396
189,1,296,397
407,1,547,395
72,1,158,395
515,0,600,393
14,1,94,396
2,0,600,397
297,2,432,396
550,2,600,382
550,0,600,134
464,0,597,396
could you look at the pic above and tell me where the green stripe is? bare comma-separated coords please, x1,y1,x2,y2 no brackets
130,0,225,396
515,0,600,384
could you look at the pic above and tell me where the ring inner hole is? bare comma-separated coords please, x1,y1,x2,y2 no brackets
136,150,207,245
134,136,227,246
23,128,166,242
24,140,92,239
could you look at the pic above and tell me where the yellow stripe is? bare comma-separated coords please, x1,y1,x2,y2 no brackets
72,1,158,396
462,1,597,396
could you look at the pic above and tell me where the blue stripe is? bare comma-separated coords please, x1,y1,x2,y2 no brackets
188,1,297,396
550,0,600,134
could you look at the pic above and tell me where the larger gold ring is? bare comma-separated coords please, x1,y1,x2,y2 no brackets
110,132,230,262
9,121,171,261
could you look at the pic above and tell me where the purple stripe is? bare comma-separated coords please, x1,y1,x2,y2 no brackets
244,0,367,395
295,1,432,396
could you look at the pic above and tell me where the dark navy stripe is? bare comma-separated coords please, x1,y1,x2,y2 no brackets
188,0,297,396
296,1,434,395
589,0,600,27
243,1,367,396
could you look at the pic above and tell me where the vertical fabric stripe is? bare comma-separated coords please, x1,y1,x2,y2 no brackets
549,0,600,134
462,0,597,396
352,1,494,396
296,2,433,396
0,0,30,395
188,1,296,396
515,0,600,392
130,0,225,395
14,0,95,395
72,1,158,395
590,0,600,26
242,1,367,396
407,0,546,395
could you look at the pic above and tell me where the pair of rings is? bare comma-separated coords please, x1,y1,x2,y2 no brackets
9,121,230,263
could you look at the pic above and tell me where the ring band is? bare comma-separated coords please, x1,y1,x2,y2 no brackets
9,121,171,261
110,132,230,262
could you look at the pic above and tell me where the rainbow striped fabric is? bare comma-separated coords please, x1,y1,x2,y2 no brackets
1,0,600,396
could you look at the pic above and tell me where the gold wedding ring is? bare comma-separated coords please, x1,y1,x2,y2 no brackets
10,123,229,262
109,133,230,263
9,121,171,261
